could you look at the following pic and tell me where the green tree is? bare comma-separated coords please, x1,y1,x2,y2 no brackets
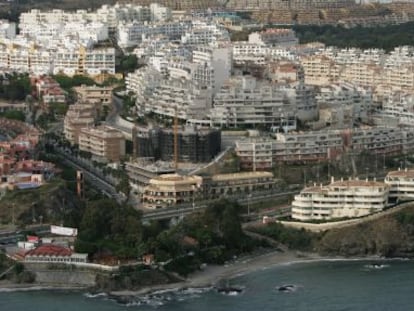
72,75,96,87
53,74,74,90
116,174,131,201
75,199,143,258
0,110,25,121
118,55,139,73
49,102,68,116
221,204,244,248
53,74,96,90
0,73,31,101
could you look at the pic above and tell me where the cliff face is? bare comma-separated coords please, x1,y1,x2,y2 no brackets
0,181,81,227
315,205,414,258
94,268,179,292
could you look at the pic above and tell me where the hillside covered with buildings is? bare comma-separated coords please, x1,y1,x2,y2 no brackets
3,0,414,292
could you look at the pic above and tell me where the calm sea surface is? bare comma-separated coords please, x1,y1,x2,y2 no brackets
1,260,414,311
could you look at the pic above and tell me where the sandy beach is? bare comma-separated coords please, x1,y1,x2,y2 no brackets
110,250,323,297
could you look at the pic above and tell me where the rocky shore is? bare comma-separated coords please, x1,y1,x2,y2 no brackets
109,250,320,297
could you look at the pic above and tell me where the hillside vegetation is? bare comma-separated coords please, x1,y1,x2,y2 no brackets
0,179,80,229
316,205,414,257
252,204,414,258
293,22,414,51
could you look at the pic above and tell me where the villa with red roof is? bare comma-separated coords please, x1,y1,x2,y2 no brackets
24,244,88,263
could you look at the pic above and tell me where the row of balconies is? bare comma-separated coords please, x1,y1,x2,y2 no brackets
294,193,388,202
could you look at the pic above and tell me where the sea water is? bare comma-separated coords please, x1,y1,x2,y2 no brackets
1,259,414,311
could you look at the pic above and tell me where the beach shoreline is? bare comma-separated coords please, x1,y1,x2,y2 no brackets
109,250,324,297
0,250,392,296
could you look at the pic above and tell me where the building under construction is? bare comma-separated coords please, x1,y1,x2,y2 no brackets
133,126,221,163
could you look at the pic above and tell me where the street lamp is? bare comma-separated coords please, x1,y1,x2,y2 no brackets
192,185,196,211
192,184,200,211
247,193,252,217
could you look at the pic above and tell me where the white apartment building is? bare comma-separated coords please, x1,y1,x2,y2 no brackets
232,43,268,65
192,45,232,93
132,35,171,58
341,63,382,87
92,4,150,32
117,21,191,48
235,139,277,171
381,92,414,126
316,83,372,128
145,45,232,94
235,126,414,169
181,23,230,46
127,46,232,121
0,20,16,39
300,47,414,90
0,42,53,75
274,130,344,163
383,65,414,90
167,60,199,81
210,76,300,129
19,9,89,30
291,178,390,221
226,0,355,10
350,127,414,156
235,130,344,170
126,66,212,120
232,43,298,66
126,69,317,131
0,38,115,76
248,28,298,47
126,66,162,98
134,76,213,120
150,3,172,22
301,55,339,86
19,3,171,35
142,174,203,209
385,169,414,202
20,22,108,45
266,61,304,84
117,22,148,47
53,46,115,76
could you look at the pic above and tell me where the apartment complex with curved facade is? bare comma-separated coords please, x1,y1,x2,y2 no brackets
142,174,203,209
291,178,390,221
385,169,414,202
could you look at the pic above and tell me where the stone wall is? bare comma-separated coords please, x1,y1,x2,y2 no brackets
24,263,99,287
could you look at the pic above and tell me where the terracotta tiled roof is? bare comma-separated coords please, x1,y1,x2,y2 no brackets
25,244,73,257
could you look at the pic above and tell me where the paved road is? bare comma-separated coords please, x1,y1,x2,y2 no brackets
141,191,295,221
142,205,206,221
0,225,50,246
61,156,124,204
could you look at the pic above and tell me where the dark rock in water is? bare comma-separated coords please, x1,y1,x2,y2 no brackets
277,285,296,292
216,286,243,295
107,294,133,305
366,263,388,269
